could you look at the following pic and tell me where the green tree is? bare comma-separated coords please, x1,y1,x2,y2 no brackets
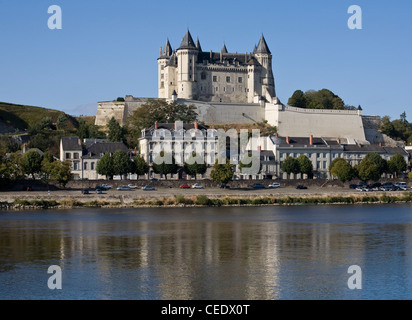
96,153,114,180
0,151,23,185
21,150,42,179
112,150,132,179
50,161,72,187
281,156,300,178
129,100,198,134
297,154,313,178
288,89,350,110
329,158,355,182
357,158,381,182
152,151,179,180
184,152,207,179
210,158,235,185
40,152,55,185
363,153,388,175
107,117,125,142
388,153,407,178
57,114,68,130
288,90,306,108
130,155,149,179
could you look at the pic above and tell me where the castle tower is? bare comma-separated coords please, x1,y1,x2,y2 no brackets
176,30,199,100
254,34,276,100
158,39,173,98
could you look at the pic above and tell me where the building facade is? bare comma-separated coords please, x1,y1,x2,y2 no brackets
60,137,130,180
158,30,276,104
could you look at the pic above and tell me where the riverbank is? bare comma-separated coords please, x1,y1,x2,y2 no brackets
0,187,411,210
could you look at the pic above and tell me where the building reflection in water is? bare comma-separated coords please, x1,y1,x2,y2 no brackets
0,206,412,299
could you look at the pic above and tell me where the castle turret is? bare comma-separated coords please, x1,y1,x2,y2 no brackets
176,30,198,100
158,39,173,98
254,34,276,100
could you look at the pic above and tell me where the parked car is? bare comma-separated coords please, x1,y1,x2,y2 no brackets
142,185,156,191
268,183,281,189
192,183,204,189
117,186,131,191
252,183,265,189
220,184,230,189
395,182,407,189
179,184,191,189
100,184,112,190
356,186,370,192
81,189,89,194
128,184,138,189
380,182,396,191
96,189,103,194
349,184,358,189
370,183,382,191
151,178,159,182
296,185,308,190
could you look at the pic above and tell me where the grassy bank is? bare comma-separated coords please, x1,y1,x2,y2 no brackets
1,192,412,210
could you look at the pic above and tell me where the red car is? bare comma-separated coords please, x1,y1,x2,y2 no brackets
179,184,191,189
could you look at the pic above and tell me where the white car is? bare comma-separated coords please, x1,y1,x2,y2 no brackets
117,186,131,191
192,183,204,189
268,183,281,188
128,184,138,189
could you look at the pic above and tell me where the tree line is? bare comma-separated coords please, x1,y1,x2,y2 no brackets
0,150,72,188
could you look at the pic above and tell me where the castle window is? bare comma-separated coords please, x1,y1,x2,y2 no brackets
226,76,231,83
238,77,242,83
213,76,217,82
161,74,164,79
161,81,164,88
215,87,218,92
201,72,206,80
91,162,95,170
161,65,164,70
84,162,88,170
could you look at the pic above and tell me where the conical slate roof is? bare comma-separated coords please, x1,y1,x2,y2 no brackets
221,43,228,53
160,39,173,58
255,34,271,54
196,37,202,52
178,30,196,50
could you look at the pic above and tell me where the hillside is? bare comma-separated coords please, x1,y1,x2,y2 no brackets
0,102,78,134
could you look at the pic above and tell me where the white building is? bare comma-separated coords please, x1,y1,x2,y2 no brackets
60,137,130,180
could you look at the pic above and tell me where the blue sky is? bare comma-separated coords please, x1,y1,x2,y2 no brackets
0,0,411,120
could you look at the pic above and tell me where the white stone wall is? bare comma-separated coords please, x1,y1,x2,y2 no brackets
266,105,366,142
95,101,127,126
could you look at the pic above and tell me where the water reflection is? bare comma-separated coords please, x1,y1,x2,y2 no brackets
1,205,412,299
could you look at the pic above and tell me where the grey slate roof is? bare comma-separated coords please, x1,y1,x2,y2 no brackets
221,43,228,53
160,39,173,58
255,34,271,54
178,30,196,50
83,142,129,159
61,137,82,151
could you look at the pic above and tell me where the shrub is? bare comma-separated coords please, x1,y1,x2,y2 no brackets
196,195,211,206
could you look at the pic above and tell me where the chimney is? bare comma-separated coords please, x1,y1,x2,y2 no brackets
155,121,158,130
174,121,178,131
310,135,313,146
337,137,341,144
286,136,290,144
194,121,198,130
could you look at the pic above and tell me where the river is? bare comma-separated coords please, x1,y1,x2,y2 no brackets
1,204,412,300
